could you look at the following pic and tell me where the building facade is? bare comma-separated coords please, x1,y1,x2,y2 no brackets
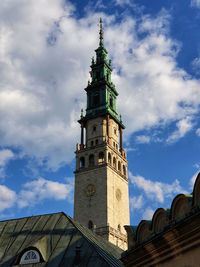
74,19,130,250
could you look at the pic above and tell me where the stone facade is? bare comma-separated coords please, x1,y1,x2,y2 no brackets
74,117,130,250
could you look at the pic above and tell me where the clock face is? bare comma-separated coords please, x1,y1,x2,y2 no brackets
116,188,122,201
85,184,96,197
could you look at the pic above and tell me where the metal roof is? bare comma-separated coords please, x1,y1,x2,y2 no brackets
0,212,124,267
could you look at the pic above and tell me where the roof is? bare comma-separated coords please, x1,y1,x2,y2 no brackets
122,172,200,255
0,212,124,267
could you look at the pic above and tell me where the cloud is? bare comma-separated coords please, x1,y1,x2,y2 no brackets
166,117,193,143
189,171,199,189
0,2,199,169
196,128,200,136
142,207,154,220
0,149,14,178
129,172,187,203
194,162,200,169
135,135,151,144
192,57,200,74
0,184,16,212
17,177,73,208
130,195,143,211
191,0,200,8
114,0,133,7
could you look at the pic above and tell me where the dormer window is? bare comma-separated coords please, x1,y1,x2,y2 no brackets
20,249,40,265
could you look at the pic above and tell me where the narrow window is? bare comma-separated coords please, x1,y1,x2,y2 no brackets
92,125,96,133
95,139,98,145
110,97,113,108
80,157,85,168
108,152,111,164
88,220,94,230
118,161,121,172
91,141,94,147
89,154,95,167
98,152,104,164
113,157,116,168
93,94,100,106
123,165,126,176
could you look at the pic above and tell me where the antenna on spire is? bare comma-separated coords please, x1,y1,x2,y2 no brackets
99,18,104,47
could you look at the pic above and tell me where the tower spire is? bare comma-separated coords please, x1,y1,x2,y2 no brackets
99,17,104,47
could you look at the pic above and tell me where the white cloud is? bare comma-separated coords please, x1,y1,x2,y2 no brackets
130,172,187,203
0,149,14,178
135,135,151,144
0,149,14,166
189,171,199,189
114,0,133,7
191,0,200,8
196,128,200,136
17,177,73,208
194,162,200,169
0,184,16,212
167,117,193,143
192,57,200,74
142,207,154,220
0,2,199,169
130,195,143,211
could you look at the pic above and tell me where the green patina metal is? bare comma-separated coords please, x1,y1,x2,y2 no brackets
82,18,124,129
0,212,124,267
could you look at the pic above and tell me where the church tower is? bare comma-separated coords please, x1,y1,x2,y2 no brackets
74,19,130,250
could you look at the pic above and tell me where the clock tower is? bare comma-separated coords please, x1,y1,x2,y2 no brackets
74,19,130,250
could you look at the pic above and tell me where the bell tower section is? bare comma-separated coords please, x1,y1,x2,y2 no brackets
74,19,130,250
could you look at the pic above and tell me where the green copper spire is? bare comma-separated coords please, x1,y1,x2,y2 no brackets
79,19,125,129
99,18,104,47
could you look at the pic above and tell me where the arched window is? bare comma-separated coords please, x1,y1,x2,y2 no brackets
95,139,98,145
79,157,85,168
20,250,40,265
89,154,95,167
88,220,94,230
113,157,116,168
108,152,111,164
91,141,94,147
98,152,104,164
118,161,121,172
123,165,126,176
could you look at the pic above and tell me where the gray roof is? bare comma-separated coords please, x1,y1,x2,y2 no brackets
0,212,124,267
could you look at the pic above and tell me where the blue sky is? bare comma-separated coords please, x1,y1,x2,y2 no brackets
0,0,200,225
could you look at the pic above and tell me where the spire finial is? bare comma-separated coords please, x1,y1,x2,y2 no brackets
99,18,104,47
81,109,83,118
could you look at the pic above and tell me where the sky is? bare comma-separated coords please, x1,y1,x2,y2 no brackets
0,0,200,225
